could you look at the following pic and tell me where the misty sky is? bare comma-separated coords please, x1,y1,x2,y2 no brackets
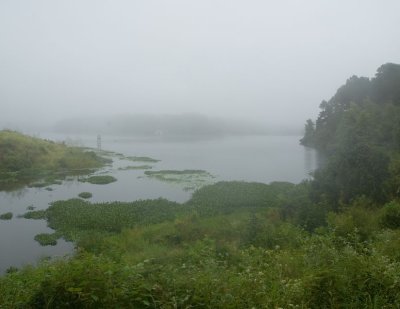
1,0,400,129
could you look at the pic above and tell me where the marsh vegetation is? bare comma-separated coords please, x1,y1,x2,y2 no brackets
144,169,215,191
124,156,160,163
0,212,13,220
78,192,93,199
78,175,117,185
4,180,400,308
34,233,59,246
118,165,153,171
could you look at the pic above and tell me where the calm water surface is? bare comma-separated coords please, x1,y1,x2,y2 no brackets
0,134,318,274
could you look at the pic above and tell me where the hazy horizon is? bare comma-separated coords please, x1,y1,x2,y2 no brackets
1,0,400,131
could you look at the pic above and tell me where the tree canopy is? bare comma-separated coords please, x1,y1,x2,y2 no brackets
302,63,400,205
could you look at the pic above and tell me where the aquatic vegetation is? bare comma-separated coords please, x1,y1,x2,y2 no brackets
44,198,185,240
3,181,400,307
78,192,93,199
144,169,215,191
117,165,153,171
0,212,13,220
27,205,36,210
22,210,47,220
45,187,53,191
188,181,294,215
34,233,59,246
79,175,117,185
124,156,160,163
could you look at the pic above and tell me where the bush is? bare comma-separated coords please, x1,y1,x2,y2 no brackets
327,206,380,241
380,201,400,229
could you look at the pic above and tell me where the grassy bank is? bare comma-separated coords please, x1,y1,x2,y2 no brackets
0,130,109,189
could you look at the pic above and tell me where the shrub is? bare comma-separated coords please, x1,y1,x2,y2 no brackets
380,201,400,229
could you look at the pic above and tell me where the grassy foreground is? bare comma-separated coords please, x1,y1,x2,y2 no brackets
2,181,400,308
0,130,109,189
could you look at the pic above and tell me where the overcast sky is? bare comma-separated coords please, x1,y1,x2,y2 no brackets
1,0,400,129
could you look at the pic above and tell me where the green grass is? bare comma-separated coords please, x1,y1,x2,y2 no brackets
0,130,109,190
78,192,93,199
79,175,117,185
0,212,13,220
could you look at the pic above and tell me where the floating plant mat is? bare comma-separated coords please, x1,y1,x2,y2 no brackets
143,169,215,191
124,156,160,163
118,165,153,171
78,175,117,185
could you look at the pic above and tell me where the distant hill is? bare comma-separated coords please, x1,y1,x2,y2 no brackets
52,113,299,137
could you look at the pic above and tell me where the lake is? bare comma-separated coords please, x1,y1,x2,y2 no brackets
0,134,318,274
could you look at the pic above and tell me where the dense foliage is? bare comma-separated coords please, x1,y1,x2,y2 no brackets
301,63,400,205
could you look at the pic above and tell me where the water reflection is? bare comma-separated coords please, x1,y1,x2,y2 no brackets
304,146,317,178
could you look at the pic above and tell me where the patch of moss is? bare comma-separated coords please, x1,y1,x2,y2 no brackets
0,212,13,220
78,192,93,199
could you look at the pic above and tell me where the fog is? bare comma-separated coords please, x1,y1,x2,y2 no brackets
1,0,399,133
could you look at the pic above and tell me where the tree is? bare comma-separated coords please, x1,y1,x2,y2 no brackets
300,119,315,147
